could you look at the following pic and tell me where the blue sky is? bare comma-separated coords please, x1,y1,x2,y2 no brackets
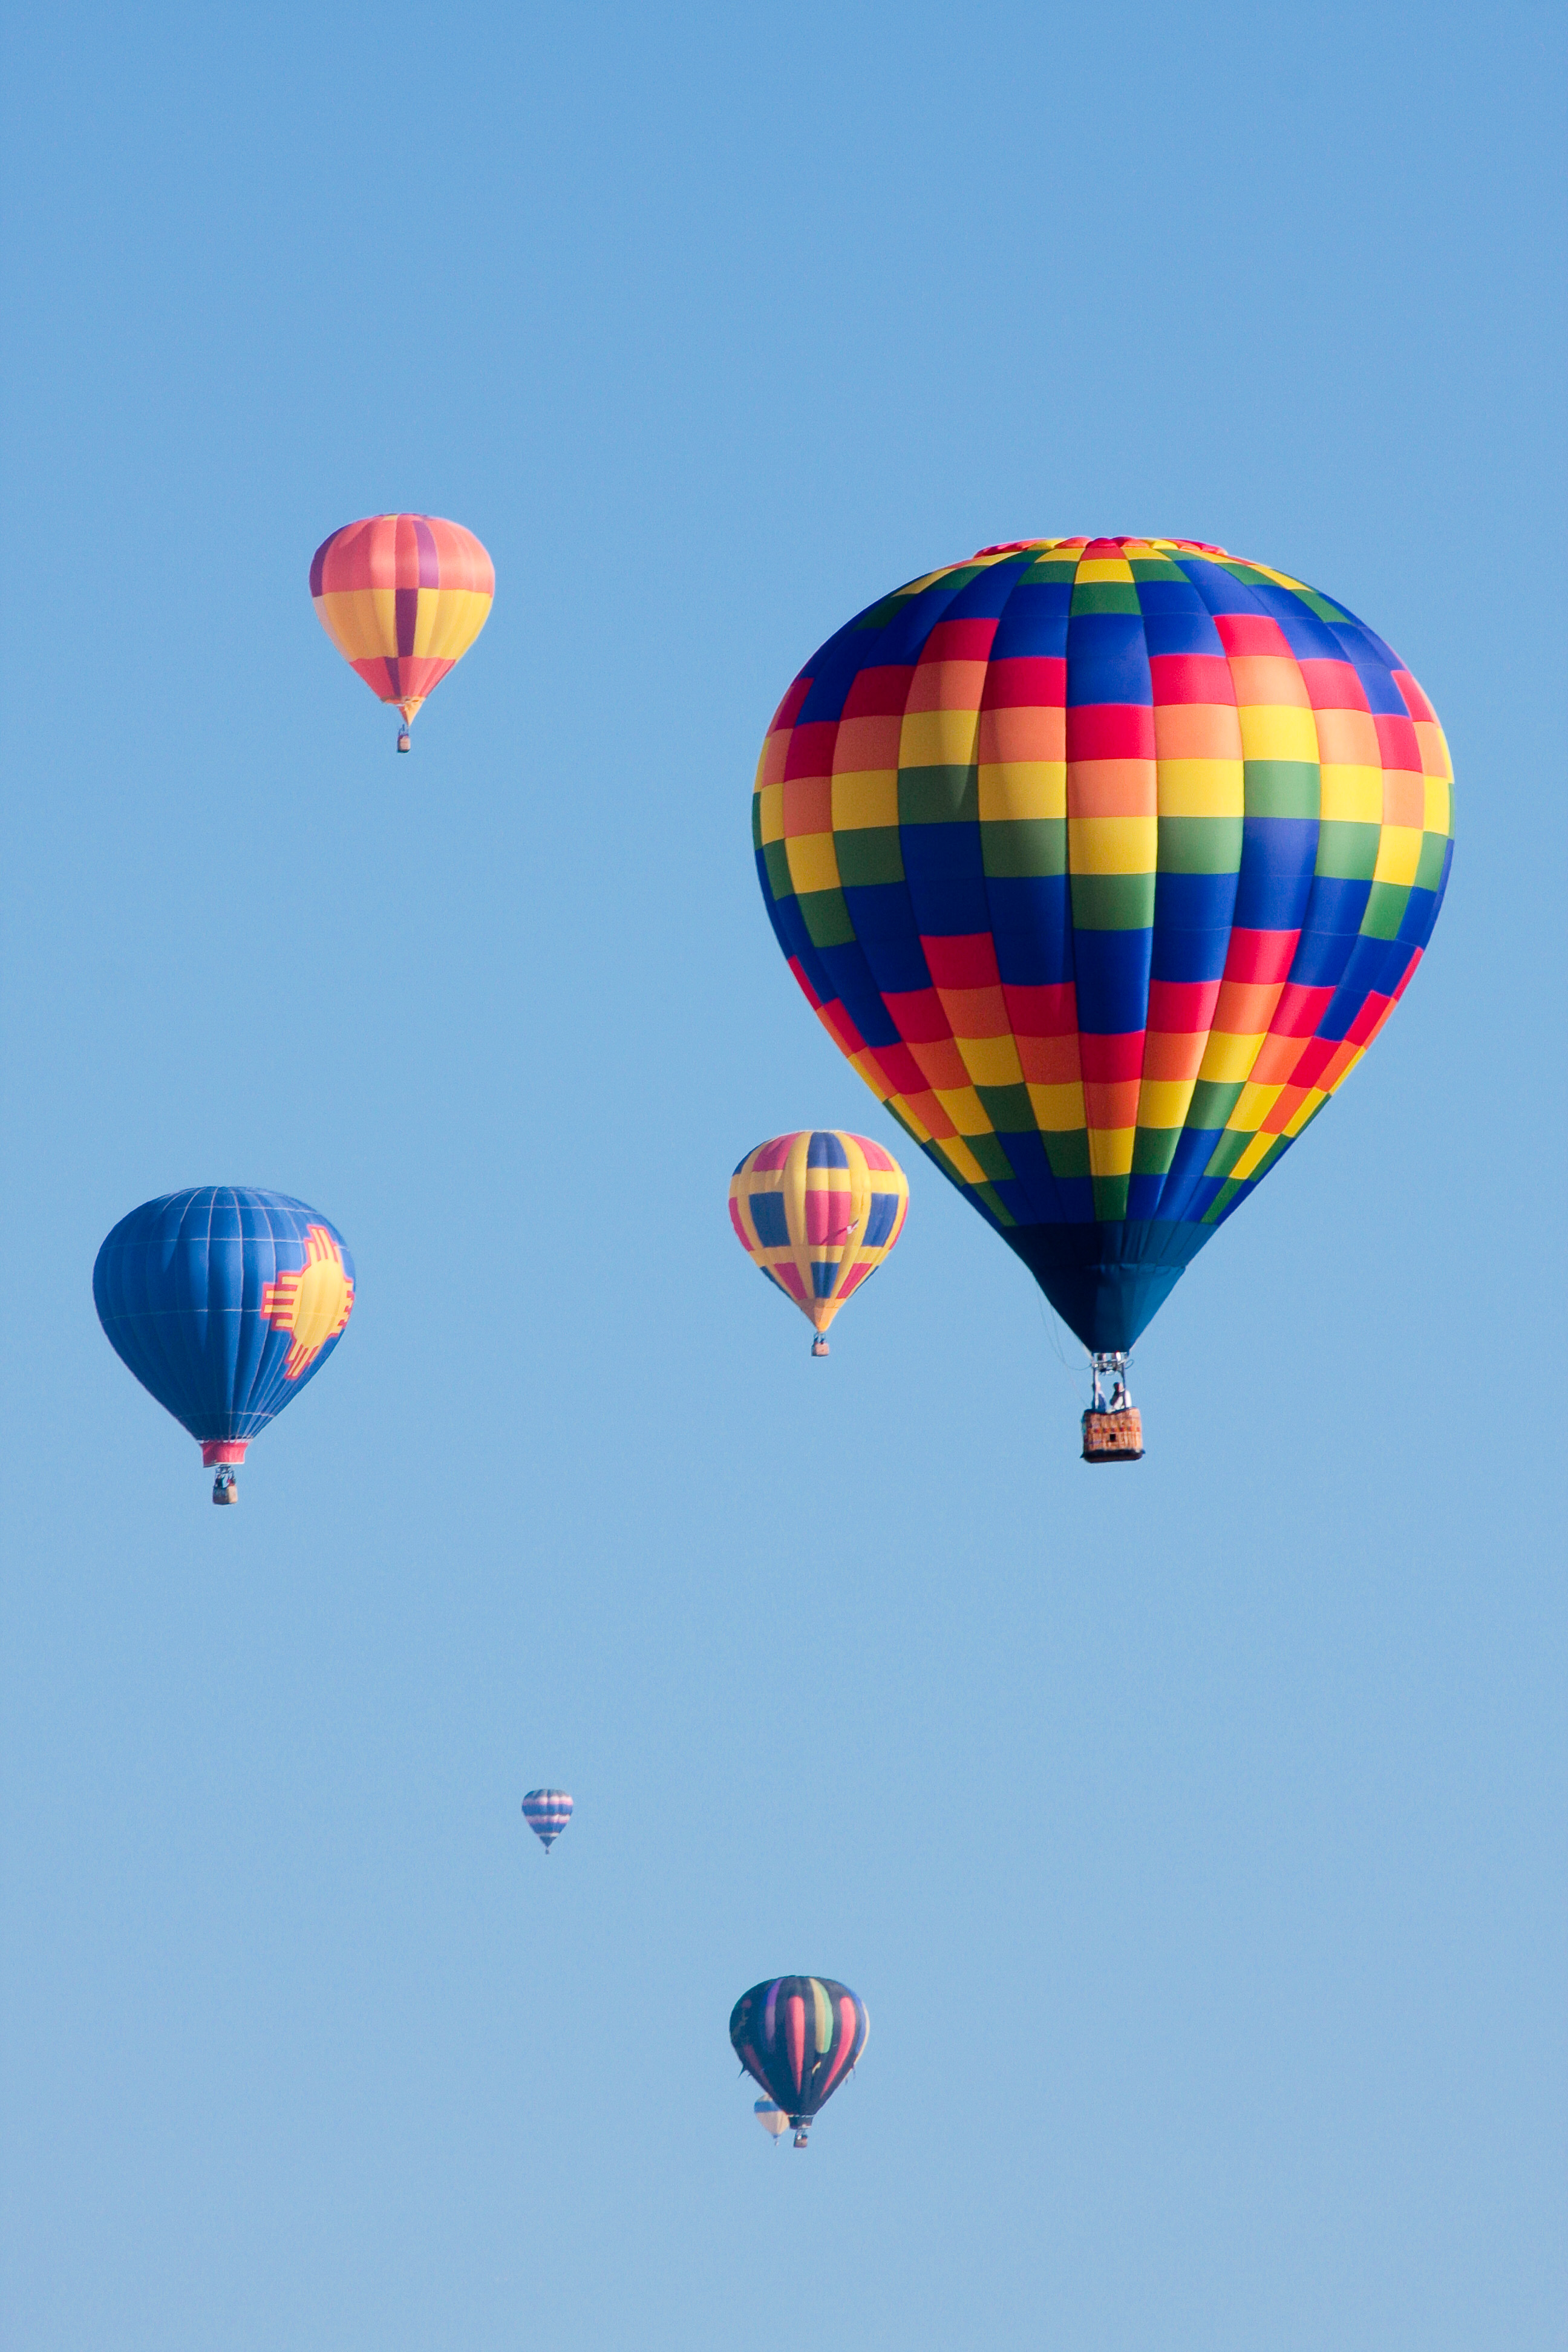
1,4,1563,2347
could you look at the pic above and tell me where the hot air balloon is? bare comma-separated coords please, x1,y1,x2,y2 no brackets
753,538,1453,1455
729,1130,908,1356
730,1976,868,2149
754,2099,789,2141
94,1189,354,1502
522,1789,572,1852
310,514,494,750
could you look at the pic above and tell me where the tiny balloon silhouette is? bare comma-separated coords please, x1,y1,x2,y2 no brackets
522,1789,572,1852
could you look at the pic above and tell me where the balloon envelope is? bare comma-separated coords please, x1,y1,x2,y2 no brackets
93,1188,354,1467
522,1789,573,1851
754,2099,789,2138
730,1977,868,2125
753,538,1454,1351
728,1129,907,1341
310,514,494,729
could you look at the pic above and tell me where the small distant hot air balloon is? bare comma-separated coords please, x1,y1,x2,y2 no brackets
310,514,494,750
728,1130,907,1356
754,2099,789,2141
730,1976,868,2150
522,1789,572,1852
754,537,1454,1452
94,1189,354,1503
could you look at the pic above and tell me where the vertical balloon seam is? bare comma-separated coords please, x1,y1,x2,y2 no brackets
782,1131,816,1327
1138,547,1229,1229
250,1204,298,1429
1138,530,1212,1234
835,1132,871,1309
1178,568,1285,1221
212,1191,245,1423
785,1992,805,2095
107,1207,163,1426
843,560,992,1221
136,1197,189,1426
232,1201,276,1433
1198,558,1310,1221
862,554,1048,1227
893,561,1005,1227
1210,577,1334,1234
170,1192,213,1426
240,1203,283,1425
813,1135,852,1322
151,1194,206,1432
229,1192,262,1424
984,547,1077,1238
818,564,940,1195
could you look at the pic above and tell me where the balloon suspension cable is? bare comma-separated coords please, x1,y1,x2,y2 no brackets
1088,1351,1132,1414
211,1463,238,1505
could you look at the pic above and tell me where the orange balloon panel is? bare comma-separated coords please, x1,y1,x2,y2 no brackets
310,514,494,726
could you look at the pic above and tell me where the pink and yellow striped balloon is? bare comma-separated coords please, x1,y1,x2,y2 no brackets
310,513,494,742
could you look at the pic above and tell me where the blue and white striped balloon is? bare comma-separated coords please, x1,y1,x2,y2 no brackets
522,1788,573,1852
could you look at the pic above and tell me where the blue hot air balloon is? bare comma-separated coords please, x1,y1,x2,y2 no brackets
522,1789,573,1852
94,1188,356,1503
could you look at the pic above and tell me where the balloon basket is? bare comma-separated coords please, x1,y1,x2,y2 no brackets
792,2127,810,2150
211,1466,239,1503
396,728,411,753
811,1337,829,1357
1081,1408,1143,1464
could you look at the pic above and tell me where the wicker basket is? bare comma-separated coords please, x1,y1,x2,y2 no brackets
1081,1407,1144,1464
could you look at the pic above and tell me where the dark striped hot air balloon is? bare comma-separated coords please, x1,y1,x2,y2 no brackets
522,1789,572,1853
730,1976,868,2149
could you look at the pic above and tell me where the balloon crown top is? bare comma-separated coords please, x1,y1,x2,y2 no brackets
969,535,1229,560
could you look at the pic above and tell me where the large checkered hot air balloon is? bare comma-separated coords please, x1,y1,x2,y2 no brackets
728,1129,908,1356
753,538,1453,1458
310,514,494,750
730,1976,869,2151
94,1189,355,1503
